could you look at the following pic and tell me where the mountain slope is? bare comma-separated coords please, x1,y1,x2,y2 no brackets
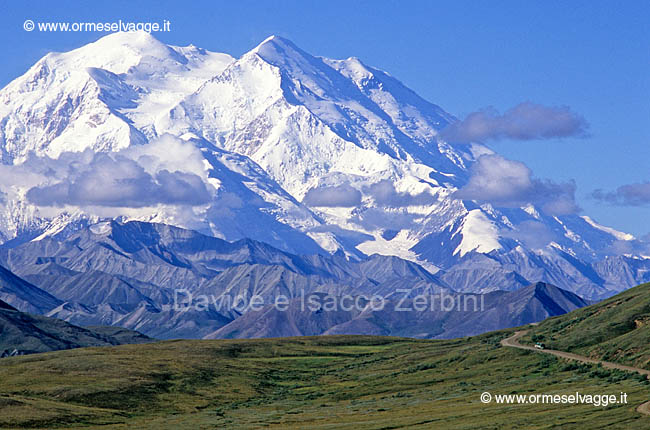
0,264,61,314
437,282,588,338
0,299,16,311
0,303,152,356
525,282,650,369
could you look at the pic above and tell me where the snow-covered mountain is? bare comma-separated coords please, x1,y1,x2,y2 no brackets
0,31,233,163
0,32,646,299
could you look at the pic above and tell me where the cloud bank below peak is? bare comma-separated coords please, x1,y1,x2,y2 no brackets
27,158,211,208
441,102,589,144
302,184,362,208
453,154,580,216
1,135,213,210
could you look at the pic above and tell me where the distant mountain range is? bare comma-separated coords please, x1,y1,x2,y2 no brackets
0,220,587,339
207,281,588,339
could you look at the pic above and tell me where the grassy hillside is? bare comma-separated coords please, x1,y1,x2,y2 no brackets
0,332,647,429
524,282,650,369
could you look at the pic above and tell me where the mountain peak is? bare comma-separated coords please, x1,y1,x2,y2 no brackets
248,35,311,65
532,281,552,291
253,35,296,50
53,31,186,74
89,30,163,49
524,282,589,312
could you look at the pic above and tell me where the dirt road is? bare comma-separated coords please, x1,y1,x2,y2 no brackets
501,329,650,416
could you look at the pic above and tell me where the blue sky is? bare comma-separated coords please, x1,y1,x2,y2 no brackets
1,0,649,235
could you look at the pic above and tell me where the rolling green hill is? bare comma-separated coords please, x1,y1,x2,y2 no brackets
524,282,650,369
0,331,647,429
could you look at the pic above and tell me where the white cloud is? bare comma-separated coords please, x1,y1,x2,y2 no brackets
454,154,579,215
442,102,589,143
302,183,362,207
364,180,435,207
0,135,214,209
501,220,557,249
